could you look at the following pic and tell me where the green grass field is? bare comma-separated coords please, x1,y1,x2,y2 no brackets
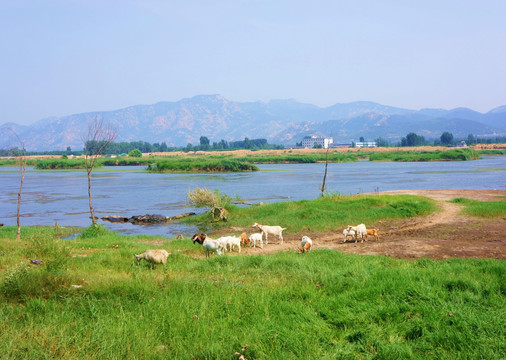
0,226,504,359
1,195,505,359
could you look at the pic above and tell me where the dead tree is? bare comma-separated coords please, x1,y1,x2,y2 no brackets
320,146,330,196
82,118,116,226
4,129,27,240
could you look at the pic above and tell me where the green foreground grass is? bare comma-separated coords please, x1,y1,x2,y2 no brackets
1,195,505,359
0,226,504,359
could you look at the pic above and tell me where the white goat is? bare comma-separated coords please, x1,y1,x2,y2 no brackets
218,236,242,253
342,228,356,243
252,222,286,244
134,249,171,267
216,237,230,252
355,224,367,242
345,224,367,242
299,235,312,253
191,233,224,257
248,233,264,248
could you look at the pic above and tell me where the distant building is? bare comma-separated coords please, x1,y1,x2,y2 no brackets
355,141,377,148
456,141,467,148
302,136,334,149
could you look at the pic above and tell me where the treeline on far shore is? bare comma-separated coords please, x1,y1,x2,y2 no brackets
0,147,503,172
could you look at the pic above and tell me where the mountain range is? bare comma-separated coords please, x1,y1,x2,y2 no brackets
1,95,505,151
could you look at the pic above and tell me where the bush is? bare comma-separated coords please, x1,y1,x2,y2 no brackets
79,224,110,239
128,149,142,157
186,187,234,208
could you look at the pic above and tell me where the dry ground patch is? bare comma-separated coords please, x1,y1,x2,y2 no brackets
208,189,506,260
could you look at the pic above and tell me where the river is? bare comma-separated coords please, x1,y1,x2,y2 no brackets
0,155,504,236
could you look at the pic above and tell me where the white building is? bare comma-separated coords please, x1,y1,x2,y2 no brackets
355,141,377,148
302,136,334,149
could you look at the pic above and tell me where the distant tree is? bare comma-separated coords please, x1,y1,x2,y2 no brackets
83,118,116,226
200,136,210,150
219,139,228,149
375,137,389,147
313,142,322,149
467,134,475,145
244,137,252,149
351,141,356,148
66,146,72,154
128,149,142,157
359,136,365,142
160,142,168,152
440,132,454,146
185,143,193,152
402,132,426,147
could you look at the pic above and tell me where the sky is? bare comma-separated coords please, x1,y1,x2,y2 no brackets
1,0,506,126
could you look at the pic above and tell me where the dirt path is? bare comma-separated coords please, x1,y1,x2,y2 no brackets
212,190,506,260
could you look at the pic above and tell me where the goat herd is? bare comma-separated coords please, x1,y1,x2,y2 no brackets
134,222,380,266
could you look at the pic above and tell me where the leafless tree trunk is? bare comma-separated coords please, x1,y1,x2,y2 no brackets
4,129,27,240
16,152,26,240
320,147,330,197
82,118,116,226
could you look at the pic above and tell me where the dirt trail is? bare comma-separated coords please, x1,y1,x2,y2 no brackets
211,189,506,260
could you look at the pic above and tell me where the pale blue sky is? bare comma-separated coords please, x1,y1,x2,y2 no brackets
1,0,505,125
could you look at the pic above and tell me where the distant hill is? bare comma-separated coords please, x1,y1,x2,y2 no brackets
1,95,505,151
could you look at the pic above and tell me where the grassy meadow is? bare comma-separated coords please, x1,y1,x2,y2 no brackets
185,194,438,232
1,195,505,359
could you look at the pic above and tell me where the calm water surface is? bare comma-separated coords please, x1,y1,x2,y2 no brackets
1,156,504,236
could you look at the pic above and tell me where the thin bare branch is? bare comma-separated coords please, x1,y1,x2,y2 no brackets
3,128,27,240
82,117,117,226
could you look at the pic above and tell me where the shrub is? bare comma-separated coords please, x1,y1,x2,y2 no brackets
79,224,110,239
128,149,142,157
186,187,234,208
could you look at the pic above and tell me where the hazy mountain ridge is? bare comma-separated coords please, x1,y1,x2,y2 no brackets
1,95,504,151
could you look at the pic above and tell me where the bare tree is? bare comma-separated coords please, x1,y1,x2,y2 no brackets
4,129,27,240
82,118,116,226
320,146,330,197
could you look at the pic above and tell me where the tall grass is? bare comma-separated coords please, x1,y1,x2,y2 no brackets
477,149,506,155
450,197,506,218
368,148,480,162
148,157,258,172
235,152,359,163
0,158,38,167
0,226,504,359
35,158,87,169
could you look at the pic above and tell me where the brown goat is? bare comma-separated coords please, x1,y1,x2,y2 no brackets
240,232,248,245
191,233,207,245
298,235,312,253
366,228,379,241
